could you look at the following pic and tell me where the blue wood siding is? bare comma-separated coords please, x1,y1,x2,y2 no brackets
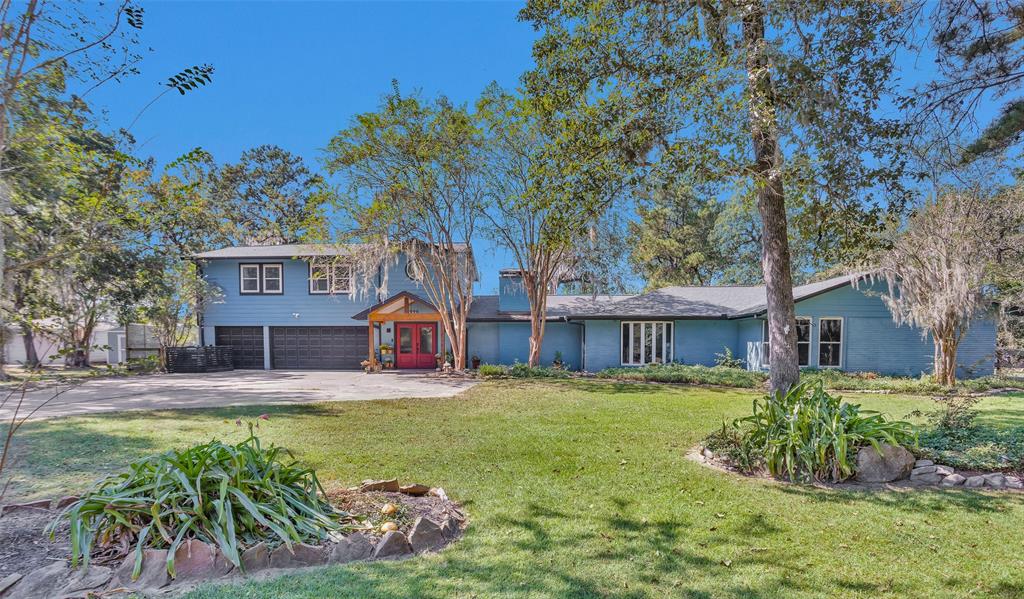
675,320,739,366
201,257,429,326
583,320,621,371
467,322,582,370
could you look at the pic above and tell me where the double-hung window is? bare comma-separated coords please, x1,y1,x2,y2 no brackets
818,317,843,367
762,317,812,367
796,317,811,367
620,321,673,366
309,262,353,295
239,263,283,295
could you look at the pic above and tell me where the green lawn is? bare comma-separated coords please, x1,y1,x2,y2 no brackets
6,381,1024,598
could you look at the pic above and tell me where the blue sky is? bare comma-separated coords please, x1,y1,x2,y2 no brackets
88,1,536,294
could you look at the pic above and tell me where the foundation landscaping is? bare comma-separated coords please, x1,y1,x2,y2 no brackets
1,380,1023,598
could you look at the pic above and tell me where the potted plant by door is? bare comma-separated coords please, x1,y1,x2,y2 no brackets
471,354,481,369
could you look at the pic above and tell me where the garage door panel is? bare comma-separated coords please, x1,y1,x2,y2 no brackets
214,326,264,369
270,326,366,370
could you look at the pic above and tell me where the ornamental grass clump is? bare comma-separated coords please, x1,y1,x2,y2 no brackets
737,382,916,482
48,422,356,578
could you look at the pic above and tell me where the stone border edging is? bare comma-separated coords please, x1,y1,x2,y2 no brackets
0,481,465,599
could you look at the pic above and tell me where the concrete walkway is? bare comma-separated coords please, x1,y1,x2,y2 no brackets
0,370,478,421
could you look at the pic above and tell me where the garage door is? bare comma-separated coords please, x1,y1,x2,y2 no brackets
214,326,264,369
270,326,367,370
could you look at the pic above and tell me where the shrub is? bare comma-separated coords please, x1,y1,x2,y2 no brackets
714,347,744,369
508,362,571,378
596,363,766,388
912,394,1024,471
736,382,916,482
478,364,507,377
800,369,1024,394
49,423,354,577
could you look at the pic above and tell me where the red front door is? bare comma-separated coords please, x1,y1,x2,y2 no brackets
396,323,437,369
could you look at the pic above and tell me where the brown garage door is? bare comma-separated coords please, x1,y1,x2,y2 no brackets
270,326,367,370
214,326,264,369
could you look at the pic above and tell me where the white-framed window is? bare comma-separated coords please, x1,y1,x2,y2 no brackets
261,264,283,294
762,317,812,367
620,321,673,366
818,317,843,368
240,263,283,295
308,262,352,295
796,317,811,367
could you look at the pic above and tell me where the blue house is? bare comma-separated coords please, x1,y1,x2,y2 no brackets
194,244,997,378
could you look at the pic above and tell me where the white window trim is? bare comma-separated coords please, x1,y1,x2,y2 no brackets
239,263,262,295
261,263,284,295
761,317,812,368
817,316,844,368
796,316,812,368
308,262,353,295
620,321,673,366
309,264,330,294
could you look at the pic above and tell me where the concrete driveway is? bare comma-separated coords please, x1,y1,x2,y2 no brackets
0,370,478,421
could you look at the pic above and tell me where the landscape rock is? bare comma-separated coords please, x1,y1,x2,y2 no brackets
914,459,934,468
112,548,170,590
359,479,400,493
3,562,67,599
371,531,412,560
941,473,966,486
329,533,373,564
440,515,460,540
429,487,449,502
0,499,51,516
910,472,943,484
54,495,79,510
269,543,326,569
964,475,986,488
408,517,445,553
911,465,937,476
61,564,112,595
0,573,23,595
934,465,954,476
702,448,715,460
172,540,225,580
854,443,915,483
1006,476,1023,490
240,542,270,573
983,473,1006,488
399,483,430,496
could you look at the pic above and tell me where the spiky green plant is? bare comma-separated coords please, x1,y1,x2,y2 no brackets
738,382,916,482
47,424,356,578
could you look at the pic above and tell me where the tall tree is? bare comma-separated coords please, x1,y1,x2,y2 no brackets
477,85,621,366
0,0,143,374
916,0,1024,160
521,1,910,391
325,87,483,371
215,145,333,245
877,187,1022,384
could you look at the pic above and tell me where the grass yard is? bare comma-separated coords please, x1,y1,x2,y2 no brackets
5,381,1024,598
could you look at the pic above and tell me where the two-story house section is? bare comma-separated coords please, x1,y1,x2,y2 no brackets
194,244,460,370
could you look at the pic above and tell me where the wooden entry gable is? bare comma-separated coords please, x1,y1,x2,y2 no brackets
354,292,443,368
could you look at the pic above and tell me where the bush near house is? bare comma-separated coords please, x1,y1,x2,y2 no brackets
476,363,572,379
799,368,1024,394
912,394,1024,471
596,363,767,388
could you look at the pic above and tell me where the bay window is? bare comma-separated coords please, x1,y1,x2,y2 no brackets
620,321,673,366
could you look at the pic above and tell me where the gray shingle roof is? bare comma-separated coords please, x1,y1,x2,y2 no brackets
192,242,472,259
466,273,862,321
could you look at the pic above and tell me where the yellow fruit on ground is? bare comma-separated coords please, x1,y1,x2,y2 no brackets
381,503,397,516
380,521,398,532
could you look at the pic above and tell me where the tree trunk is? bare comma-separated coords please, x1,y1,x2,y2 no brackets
743,0,799,393
21,325,38,368
528,314,544,367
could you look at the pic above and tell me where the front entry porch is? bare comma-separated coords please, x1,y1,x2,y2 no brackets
355,291,447,370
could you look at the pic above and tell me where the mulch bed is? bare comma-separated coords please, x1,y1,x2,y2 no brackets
0,507,70,577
